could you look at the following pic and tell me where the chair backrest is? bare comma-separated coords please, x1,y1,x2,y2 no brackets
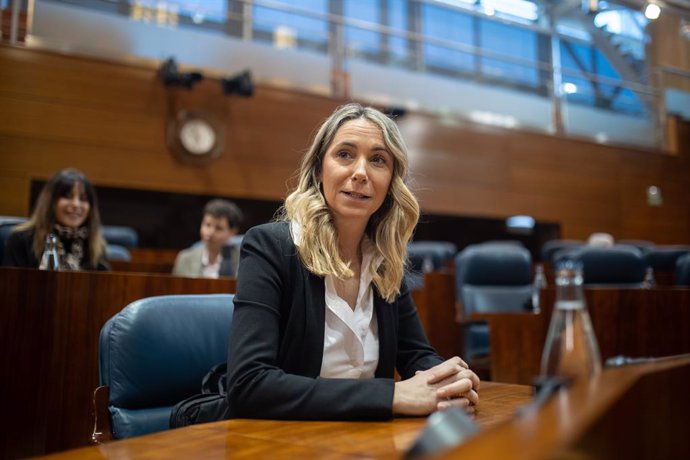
407,241,457,271
676,254,690,287
105,244,131,262
454,244,532,316
617,239,655,253
0,217,27,265
102,225,139,249
560,245,647,286
99,293,234,439
645,246,690,272
405,241,457,290
541,239,584,263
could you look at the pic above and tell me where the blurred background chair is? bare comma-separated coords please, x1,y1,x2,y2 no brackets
676,254,690,287
645,246,690,275
105,244,131,262
0,216,27,264
617,239,655,254
480,240,525,247
541,239,584,264
405,240,457,290
93,293,234,441
454,244,532,371
559,245,647,287
102,225,139,249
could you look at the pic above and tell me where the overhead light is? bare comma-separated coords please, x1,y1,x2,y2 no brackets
644,3,661,20
562,82,578,94
506,215,535,235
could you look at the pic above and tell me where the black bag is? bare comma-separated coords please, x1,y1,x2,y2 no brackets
169,362,230,428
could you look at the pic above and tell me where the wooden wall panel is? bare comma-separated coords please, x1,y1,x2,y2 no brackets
648,15,690,82
0,44,688,244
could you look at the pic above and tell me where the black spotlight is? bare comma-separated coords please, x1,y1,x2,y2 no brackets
221,70,254,97
159,57,204,89
385,106,407,119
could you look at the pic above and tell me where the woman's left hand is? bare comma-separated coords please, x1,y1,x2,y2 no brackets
417,356,480,413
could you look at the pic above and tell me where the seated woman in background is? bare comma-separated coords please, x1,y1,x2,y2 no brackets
3,168,110,271
226,103,479,420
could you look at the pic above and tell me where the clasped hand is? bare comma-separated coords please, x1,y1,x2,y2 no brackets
393,356,480,416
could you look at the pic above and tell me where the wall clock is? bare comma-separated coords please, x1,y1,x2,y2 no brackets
167,111,224,165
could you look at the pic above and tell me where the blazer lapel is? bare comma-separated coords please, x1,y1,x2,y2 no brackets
304,271,326,377
374,292,395,378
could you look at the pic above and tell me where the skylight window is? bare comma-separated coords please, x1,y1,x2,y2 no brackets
594,8,648,39
483,0,538,21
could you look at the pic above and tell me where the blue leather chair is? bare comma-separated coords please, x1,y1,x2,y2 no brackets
541,239,584,264
559,245,647,287
405,240,457,290
645,246,690,273
105,244,132,262
617,239,655,254
454,244,532,365
676,253,690,287
102,225,139,249
94,294,234,440
0,216,27,265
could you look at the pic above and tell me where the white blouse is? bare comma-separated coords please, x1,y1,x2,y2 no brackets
290,221,380,379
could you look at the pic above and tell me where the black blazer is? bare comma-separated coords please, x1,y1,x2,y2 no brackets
226,221,442,420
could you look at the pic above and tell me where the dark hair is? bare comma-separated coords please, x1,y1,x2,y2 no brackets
203,199,244,230
16,168,106,265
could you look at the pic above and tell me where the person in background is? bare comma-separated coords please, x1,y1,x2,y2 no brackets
3,168,109,271
172,198,244,278
587,232,614,248
226,103,479,421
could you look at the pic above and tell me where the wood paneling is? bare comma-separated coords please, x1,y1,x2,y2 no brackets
0,45,689,243
0,267,236,459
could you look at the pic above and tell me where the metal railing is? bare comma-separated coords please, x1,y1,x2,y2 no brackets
4,0,689,150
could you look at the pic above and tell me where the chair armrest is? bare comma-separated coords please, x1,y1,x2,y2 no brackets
91,385,113,444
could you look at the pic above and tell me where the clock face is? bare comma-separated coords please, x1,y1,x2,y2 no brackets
179,118,217,155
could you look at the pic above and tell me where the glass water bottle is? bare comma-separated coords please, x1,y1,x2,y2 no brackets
39,233,60,271
531,263,547,313
540,260,601,379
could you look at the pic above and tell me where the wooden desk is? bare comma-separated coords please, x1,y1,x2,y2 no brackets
411,273,690,385
37,356,690,459
0,267,236,459
475,287,690,384
110,248,179,273
443,354,690,460
411,271,462,360
38,381,533,459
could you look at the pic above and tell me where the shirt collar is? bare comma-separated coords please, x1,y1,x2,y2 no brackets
200,245,223,267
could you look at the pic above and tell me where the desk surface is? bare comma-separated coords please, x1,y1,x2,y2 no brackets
40,382,533,459
40,356,690,460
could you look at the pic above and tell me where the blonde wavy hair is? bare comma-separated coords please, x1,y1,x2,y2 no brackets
280,103,420,302
15,168,107,267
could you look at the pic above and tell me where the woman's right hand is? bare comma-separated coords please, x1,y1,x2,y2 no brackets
392,357,479,416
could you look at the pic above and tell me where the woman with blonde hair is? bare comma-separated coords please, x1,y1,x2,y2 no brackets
226,103,479,420
3,168,109,271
